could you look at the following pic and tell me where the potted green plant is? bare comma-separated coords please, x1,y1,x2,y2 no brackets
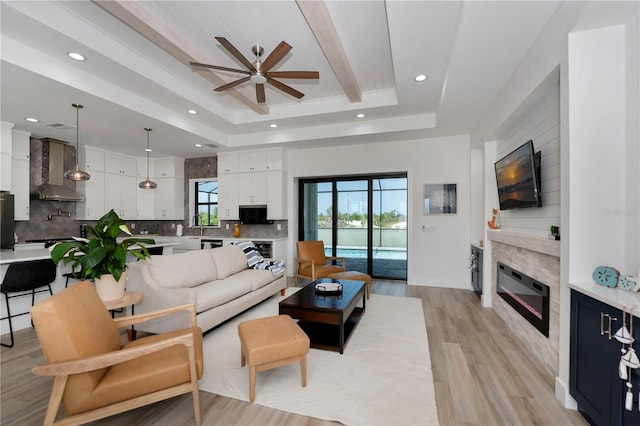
50,209,155,301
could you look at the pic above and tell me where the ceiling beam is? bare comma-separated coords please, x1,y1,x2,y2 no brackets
92,0,269,115
296,0,362,103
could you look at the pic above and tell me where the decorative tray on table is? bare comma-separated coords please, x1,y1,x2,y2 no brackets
314,278,343,294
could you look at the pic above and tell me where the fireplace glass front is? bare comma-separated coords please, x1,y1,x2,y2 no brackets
496,262,550,337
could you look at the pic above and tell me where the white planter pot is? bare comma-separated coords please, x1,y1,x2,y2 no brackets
94,272,127,302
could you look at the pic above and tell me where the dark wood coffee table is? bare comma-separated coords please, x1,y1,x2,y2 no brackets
279,279,366,354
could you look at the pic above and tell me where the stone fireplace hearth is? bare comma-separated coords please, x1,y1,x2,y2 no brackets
488,231,560,378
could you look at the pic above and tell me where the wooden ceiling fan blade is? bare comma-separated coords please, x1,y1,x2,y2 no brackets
260,41,292,73
267,71,319,79
190,62,251,75
214,76,251,92
267,77,304,99
256,84,266,103
214,36,256,72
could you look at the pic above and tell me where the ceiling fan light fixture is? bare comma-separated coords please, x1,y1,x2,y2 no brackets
65,103,90,181
139,127,157,190
250,73,267,85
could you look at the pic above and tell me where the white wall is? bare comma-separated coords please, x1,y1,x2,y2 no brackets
286,135,471,288
494,68,561,236
471,0,639,409
469,148,484,244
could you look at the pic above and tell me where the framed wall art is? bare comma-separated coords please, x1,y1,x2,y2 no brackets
423,184,457,215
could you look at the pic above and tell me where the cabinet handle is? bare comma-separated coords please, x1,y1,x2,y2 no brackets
601,313,608,336
608,316,617,340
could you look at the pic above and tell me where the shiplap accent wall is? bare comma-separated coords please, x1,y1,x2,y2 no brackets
495,70,560,236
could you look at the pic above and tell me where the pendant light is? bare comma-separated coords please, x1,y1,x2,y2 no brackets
139,127,157,189
64,103,91,181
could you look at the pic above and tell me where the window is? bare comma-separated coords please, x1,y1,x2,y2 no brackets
191,179,218,227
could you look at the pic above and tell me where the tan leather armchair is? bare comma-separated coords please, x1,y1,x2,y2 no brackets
295,240,346,285
30,281,204,426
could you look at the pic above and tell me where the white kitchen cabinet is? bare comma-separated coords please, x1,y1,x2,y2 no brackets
105,175,137,219
76,171,105,220
237,148,283,172
153,157,182,178
154,177,184,220
238,172,267,205
11,159,29,220
136,157,153,178
217,152,238,174
217,174,239,219
266,148,283,170
266,170,286,219
0,154,11,191
105,152,136,176
10,129,30,220
136,186,155,219
11,129,30,160
238,151,266,172
83,146,105,172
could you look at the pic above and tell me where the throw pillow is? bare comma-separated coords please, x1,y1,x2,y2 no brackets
235,240,264,268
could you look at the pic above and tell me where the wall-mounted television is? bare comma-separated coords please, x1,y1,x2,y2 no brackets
494,140,542,210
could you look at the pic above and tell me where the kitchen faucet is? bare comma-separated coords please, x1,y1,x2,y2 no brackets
46,210,71,221
192,215,203,236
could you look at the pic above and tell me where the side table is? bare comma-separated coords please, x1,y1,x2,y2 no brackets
102,291,142,340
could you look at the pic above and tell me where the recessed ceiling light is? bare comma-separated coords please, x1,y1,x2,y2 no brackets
25,117,39,123
414,74,428,82
145,148,152,152
270,123,278,128
188,109,198,115
356,113,365,118
68,52,86,61
194,143,203,147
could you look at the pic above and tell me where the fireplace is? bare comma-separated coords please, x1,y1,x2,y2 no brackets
496,262,550,337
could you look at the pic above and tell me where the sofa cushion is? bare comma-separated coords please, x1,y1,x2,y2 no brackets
194,277,253,312
147,250,218,289
233,269,279,291
211,245,248,279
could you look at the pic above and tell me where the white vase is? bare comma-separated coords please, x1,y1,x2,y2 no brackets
94,272,127,302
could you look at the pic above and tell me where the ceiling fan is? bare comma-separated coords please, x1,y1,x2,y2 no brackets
190,37,319,104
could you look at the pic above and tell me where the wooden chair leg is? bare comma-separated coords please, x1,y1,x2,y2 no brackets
188,346,201,426
249,366,256,403
300,355,307,388
43,375,68,426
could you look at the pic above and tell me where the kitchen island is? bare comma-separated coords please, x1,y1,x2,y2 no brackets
0,242,175,334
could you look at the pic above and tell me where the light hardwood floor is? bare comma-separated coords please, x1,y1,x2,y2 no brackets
1,280,587,425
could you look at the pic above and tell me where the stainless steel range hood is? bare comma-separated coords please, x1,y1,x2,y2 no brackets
33,140,84,202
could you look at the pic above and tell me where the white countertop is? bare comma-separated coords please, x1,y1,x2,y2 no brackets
0,242,176,265
569,281,640,317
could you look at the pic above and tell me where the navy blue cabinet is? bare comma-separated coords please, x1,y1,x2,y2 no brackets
570,290,640,425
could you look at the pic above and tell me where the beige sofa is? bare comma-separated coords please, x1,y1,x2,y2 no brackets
126,245,286,334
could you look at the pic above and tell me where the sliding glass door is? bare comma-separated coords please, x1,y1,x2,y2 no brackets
299,173,407,280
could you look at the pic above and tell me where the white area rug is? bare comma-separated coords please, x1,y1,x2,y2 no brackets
198,288,439,426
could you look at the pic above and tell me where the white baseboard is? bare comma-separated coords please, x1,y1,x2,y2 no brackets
555,376,577,409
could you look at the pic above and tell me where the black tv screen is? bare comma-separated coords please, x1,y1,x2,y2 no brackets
494,140,542,210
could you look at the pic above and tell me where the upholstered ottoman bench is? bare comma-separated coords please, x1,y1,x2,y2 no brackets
327,271,372,299
238,314,310,402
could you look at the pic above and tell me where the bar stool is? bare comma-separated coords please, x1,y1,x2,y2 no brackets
63,271,82,288
1,259,56,348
